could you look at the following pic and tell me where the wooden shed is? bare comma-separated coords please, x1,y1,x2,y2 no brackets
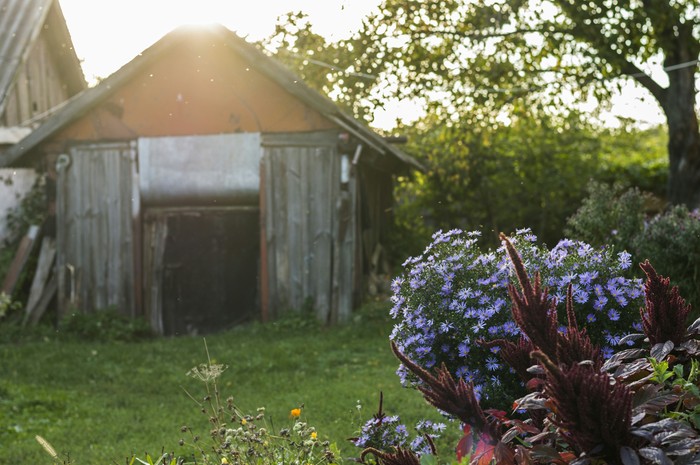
0,0,85,243
0,0,85,132
0,24,420,335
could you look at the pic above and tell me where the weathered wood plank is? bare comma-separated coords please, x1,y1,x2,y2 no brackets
272,148,289,314
26,274,57,326
337,173,357,322
285,149,303,311
309,146,333,322
23,236,56,323
1,224,40,294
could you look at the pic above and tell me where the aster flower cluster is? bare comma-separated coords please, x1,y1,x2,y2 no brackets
389,228,643,409
351,401,445,458
351,417,445,456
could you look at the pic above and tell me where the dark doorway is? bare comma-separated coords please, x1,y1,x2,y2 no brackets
160,208,259,335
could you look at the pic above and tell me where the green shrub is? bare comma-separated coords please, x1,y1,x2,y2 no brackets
633,205,700,313
565,181,647,251
566,182,700,313
0,292,21,320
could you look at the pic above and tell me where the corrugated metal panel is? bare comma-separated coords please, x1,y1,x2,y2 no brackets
0,0,52,116
138,133,262,206
55,142,137,317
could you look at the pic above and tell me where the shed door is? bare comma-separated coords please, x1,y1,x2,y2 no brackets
55,142,139,318
261,135,357,323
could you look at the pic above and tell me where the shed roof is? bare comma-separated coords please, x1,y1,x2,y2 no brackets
0,0,86,119
0,24,422,171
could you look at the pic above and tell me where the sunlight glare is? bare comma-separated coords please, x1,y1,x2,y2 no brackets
60,0,382,84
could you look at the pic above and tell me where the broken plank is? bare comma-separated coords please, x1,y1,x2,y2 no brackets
27,274,57,326
23,236,56,324
1,225,40,295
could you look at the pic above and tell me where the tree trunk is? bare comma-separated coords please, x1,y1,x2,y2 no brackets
662,56,700,209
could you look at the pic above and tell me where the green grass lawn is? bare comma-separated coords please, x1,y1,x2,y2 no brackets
0,305,458,464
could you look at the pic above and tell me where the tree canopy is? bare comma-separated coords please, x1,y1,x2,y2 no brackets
270,1,699,207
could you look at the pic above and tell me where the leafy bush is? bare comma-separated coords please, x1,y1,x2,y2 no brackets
567,182,700,313
389,228,642,411
634,206,700,314
565,181,647,251
366,235,700,465
389,110,603,259
595,123,668,199
0,292,21,320
387,115,667,263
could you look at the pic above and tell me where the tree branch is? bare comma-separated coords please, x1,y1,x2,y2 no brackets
546,1,667,103
408,26,573,41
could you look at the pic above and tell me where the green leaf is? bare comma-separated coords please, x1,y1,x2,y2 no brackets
420,453,438,465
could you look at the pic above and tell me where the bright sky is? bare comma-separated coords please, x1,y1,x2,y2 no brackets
58,0,666,130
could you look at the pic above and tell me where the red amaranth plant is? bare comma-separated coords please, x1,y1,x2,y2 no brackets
639,260,692,345
479,336,535,385
390,341,501,441
533,351,634,458
375,234,700,465
500,233,559,359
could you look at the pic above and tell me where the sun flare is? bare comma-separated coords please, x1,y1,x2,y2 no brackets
59,0,382,84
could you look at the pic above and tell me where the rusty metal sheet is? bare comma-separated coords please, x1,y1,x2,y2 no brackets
138,133,262,206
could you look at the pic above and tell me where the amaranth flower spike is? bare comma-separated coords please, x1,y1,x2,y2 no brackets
639,260,692,345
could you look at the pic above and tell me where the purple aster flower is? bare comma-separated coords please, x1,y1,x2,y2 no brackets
455,366,469,379
594,284,604,296
605,332,621,346
457,288,471,300
439,322,453,334
593,296,608,311
578,270,598,285
458,342,470,357
559,272,577,287
618,251,632,269
577,243,593,256
574,288,589,304
486,357,500,371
